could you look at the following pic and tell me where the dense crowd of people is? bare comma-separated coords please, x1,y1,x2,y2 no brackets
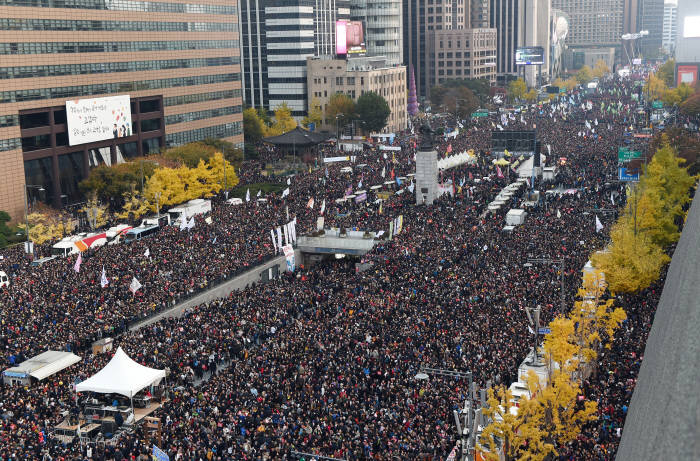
0,74,688,460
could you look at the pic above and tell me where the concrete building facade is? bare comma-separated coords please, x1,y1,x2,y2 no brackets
662,2,678,54
306,56,407,133
0,0,244,221
553,0,624,48
240,0,350,118
425,28,497,93
404,0,470,101
470,0,491,28
351,0,403,67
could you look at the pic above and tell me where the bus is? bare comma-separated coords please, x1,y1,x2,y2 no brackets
124,224,160,243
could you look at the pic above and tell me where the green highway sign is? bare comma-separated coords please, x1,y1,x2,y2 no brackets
652,100,663,109
618,147,642,163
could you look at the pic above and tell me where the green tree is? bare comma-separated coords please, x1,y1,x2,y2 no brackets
256,107,272,127
429,85,449,109
643,73,668,101
302,97,324,129
163,142,219,168
0,210,11,248
355,91,391,133
266,103,298,136
442,86,479,118
201,138,244,165
657,58,676,87
325,92,356,125
680,93,700,118
79,159,157,205
650,126,700,175
507,78,527,102
591,59,610,79
243,107,265,143
576,65,593,84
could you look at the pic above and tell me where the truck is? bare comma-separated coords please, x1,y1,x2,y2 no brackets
167,199,212,226
52,231,111,257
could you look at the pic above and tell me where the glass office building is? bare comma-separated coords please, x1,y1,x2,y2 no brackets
0,0,243,218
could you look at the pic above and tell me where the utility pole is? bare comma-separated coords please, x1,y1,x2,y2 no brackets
528,257,566,314
415,367,482,461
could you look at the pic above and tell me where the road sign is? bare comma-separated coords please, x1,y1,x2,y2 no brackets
652,100,663,109
618,167,640,181
538,327,551,335
618,147,642,163
153,445,169,461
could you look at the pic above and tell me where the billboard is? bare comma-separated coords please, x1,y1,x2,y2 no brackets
683,16,700,38
515,46,545,65
336,20,365,57
67,95,132,146
677,64,698,87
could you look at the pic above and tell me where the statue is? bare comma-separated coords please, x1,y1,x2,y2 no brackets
419,123,434,150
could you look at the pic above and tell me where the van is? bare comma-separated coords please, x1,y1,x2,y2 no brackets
0,271,9,288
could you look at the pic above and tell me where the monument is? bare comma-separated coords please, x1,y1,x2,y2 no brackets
415,124,439,205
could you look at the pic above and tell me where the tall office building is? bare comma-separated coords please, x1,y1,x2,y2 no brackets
351,0,403,66
662,2,678,54
490,0,550,84
470,0,490,28
239,0,349,118
553,0,624,48
637,0,664,56
403,0,471,100
0,0,243,222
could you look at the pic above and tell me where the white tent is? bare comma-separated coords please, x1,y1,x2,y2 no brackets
76,347,165,398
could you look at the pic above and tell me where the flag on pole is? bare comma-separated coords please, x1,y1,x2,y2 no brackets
187,217,195,230
129,276,142,294
74,253,82,273
245,188,250,202
179,216,187,231
144,248,150,258
306,197,315,209
497,166,504,178
595,215,604,233
257,189,262,197
287,177,291,185
276,227,283,250
557,209,561,219
281,188,290,198
283,224,290,245
320,199,326,216
100,266,109,288
610,192,615,205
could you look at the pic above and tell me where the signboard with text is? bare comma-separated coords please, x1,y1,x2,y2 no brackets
619,167,640,181
515,46,545,65
618,147,642,163
336,20,366,57
66,95,132,146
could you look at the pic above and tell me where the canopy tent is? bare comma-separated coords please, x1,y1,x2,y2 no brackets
4,350,81,383
262,127,330,148
76,347,165,398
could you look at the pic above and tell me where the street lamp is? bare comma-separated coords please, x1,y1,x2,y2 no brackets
414,367,478,461
23,184,45,253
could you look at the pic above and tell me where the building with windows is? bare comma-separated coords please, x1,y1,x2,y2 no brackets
553,0,624,49
490,0,550,84
404,0,473,101
425,28,497,93
306,56,407,133
0,0,243,221
662,2,678,54
239,0,350,118
351,0,403,67
470,0,490,28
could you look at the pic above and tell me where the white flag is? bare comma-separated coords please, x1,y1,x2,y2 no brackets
257,189,262,197
610,193,615,205
245,188,250,202
281,188,290,198
276,227,283,251
381,167,386,178
144,248,150,258
557,209,561,219
307,197,315,209
287,177,291,185
290,221,297,244
179,216,187,231
187,217,195,230
595,215,604,233
320,199,326,216
73,253,82,273
100,266,109,288
270,229,277,252
129,276,142,294
283,223,290,246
